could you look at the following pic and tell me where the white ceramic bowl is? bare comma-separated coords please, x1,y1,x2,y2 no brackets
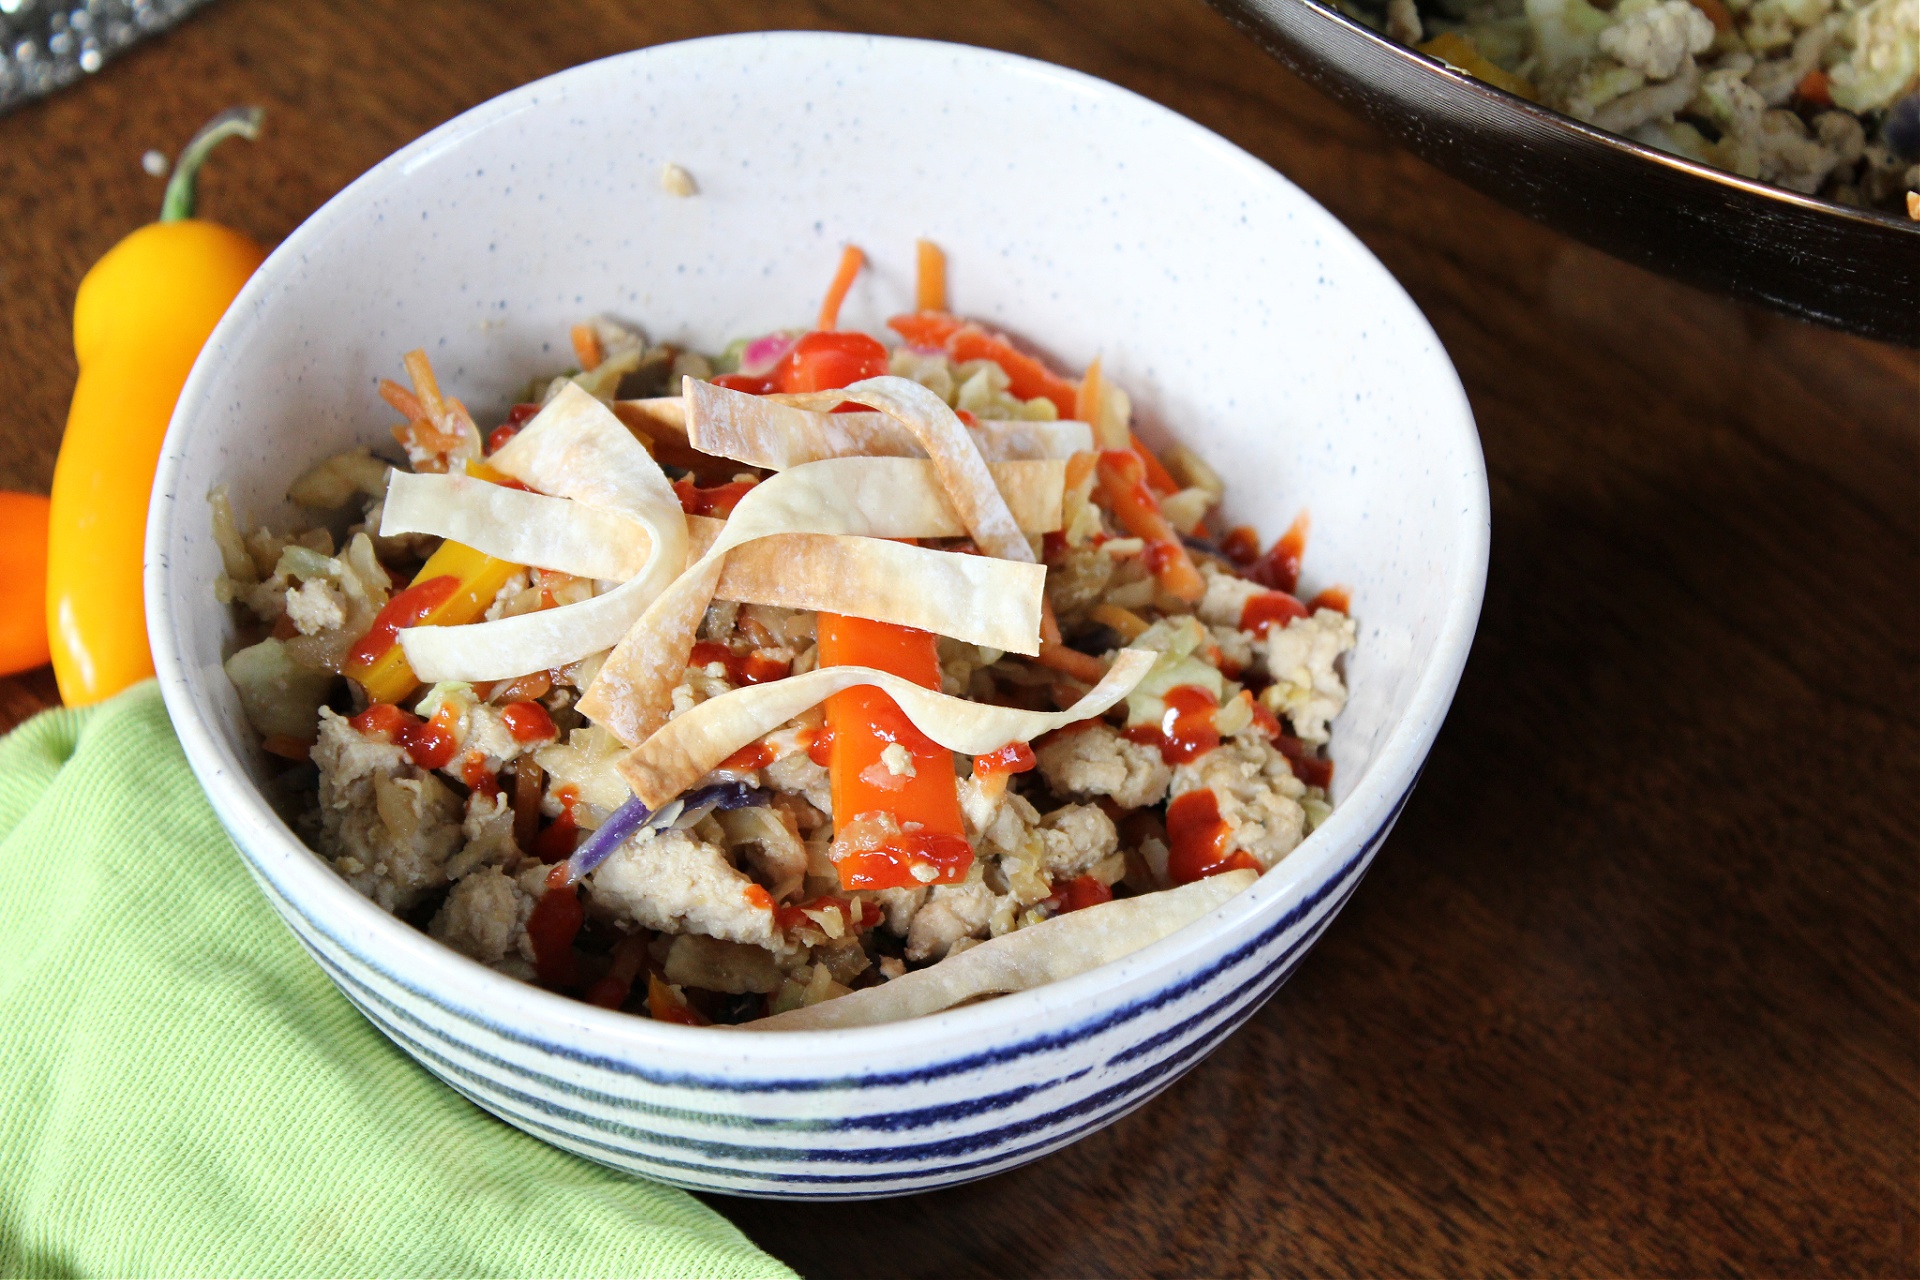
147,31,1487,1198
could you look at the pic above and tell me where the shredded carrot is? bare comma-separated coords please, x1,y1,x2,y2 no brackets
402,349,448,426
1075,356,1104,427
1065,449,1098,493
1039,593,1064,648
1795,67,1832,107
1095,449,1206,603
570,322,603,372
377,378,426,421
817,245,866,331
1090,602,1150,641
1131,432,1180,495
915,239,947,313
1036,641,1110,685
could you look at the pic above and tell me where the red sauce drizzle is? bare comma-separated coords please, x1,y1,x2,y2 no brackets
775,894,879,937
973,741,1037,780
1271,733,1334,788
485,403,542,454
1166,791,1262,884
501,699,557,744
689,641,790,686
1054,875,1114,914
1123,684,1221,764
836,831,975,893
1142,540,1184,577
1220,525,1261,567
534,786,581,863
1308,586,1351,614
345,575,459,671
803,725,834,767
460,753,501,800
405,704,460,770
1239,590,1309,637
1248,512,1309,594
1041,530,1069,562
347,701,465,772
526,863,583,989
674,477,759,518
721,739,779,771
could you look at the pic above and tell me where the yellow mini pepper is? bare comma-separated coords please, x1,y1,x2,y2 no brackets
47,107,268,705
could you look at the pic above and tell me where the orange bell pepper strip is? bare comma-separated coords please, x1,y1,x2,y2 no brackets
817,613,973,892
1095,449,1205,603
0,493,52,676
888,311,1080,417
342,539,520,705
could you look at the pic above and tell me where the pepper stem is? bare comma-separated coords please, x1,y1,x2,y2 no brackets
159,106,264,223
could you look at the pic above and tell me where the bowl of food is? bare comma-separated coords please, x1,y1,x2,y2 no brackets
147,30,1488,1197
1210,0,1919,344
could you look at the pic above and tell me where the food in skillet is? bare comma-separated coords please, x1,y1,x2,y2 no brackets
213,244,1357,1029
1355,0,1917,212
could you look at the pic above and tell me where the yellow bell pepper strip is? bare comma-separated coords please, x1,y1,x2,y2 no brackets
0,493,52,676
46,107,268,705
818,613,974,892
342,540,521,706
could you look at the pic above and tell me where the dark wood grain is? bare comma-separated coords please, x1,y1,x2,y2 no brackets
1,1,1914,1274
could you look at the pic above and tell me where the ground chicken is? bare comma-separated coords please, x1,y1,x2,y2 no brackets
1035,723,1172,809
905,879,997,962
430,864,539,969
1196,560,1266,630
1598,0,1713,79
284,578,347,636
444,791,523,881
1257,609,1356,746
312,708,463,912
1170,735,1309,871
1035,803,1120,881
587,826,785,951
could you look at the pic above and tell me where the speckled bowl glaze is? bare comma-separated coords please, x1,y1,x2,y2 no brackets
147,31,1488,1198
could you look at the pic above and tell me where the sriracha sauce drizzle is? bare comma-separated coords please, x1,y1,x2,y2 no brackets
345,575,459,671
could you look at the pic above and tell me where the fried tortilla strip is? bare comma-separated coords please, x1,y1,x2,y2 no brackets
669,383,1093,470
382,471,651,580
774,376,1031,561
616,647,1156,809
391,384,688,681
749,871,1259,1030
578,456,1064,745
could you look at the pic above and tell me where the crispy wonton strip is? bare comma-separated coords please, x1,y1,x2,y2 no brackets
718,533,1044,654
579,457,1065,744
749,870,1258,1030
760,376,1031,561
616,647,1157,809
671,383,1093,470
395,384,689,681
381,471,650,580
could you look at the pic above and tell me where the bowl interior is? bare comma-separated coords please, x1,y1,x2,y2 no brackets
150,31,1487,1051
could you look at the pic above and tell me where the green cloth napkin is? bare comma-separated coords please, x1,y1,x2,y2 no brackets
0,682,795,1279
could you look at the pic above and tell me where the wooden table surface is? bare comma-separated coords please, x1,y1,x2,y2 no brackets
2,0,1914,1274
